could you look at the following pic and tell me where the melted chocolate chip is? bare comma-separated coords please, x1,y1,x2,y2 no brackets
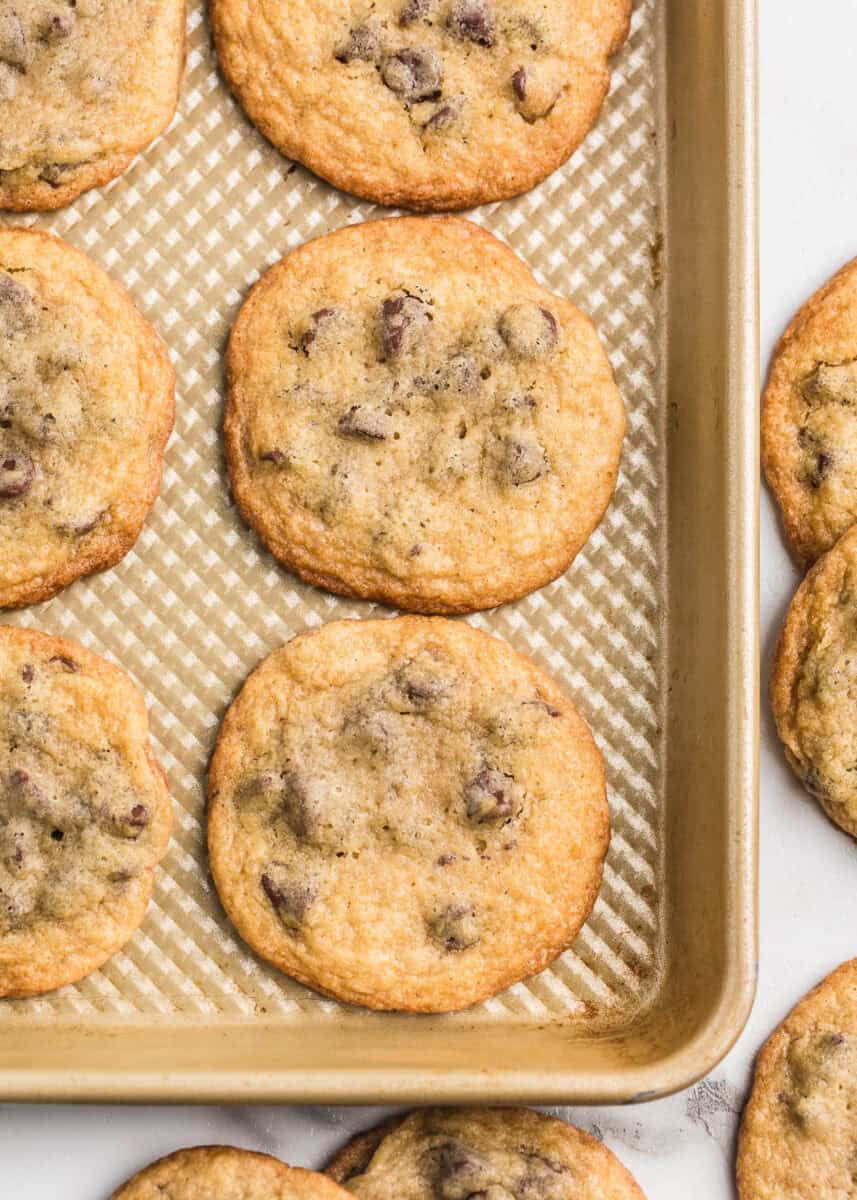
259,449,287,465
261,865,315,931
300,306,346,352
517,1154,570,1200
394,660,447,708
448,0,495,46
498,303,558,358
338,404,388,441
280,773,316,839
21,664,34,684
435,1142,494,1200
0,451,34,498
512,68,528,101
379,292,431,359
498,437,548,486
335,24,381,62
463,766,516,824
801,360,857,408
427,901,480,951
49,655,79,673
399,0,435,24
381,47,443,102
423,96,464,132
37,11,75,43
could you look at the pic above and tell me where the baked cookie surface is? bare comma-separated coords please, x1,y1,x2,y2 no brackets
763,255,857,566
224,217,625,614
112,1146,352,1200
211,0,631,210
771,523,857,838
738,959,857,1200
207,616,608,1013
326,1108,646,1200
0,0,186,211
0,226,174,609
0,625,172,998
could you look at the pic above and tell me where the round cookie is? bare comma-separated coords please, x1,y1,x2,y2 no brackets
207,616,609,1013
112,1146,353,1200
770,522,857,838
0,0,186,211
0,625,172,997
737,959,857,1200
326,1108,647,1200
763,255,857,567
210,0,631,211
0,226,174,609
224,217,625,615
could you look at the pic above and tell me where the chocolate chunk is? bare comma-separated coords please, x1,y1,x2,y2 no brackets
802,360,857,407
21,664,33,684
463,766,516,824
381,47,443,102
798,427,834,490
0,450,34,498
300,306,346,352
378,292,431,359
497,436,548,486
338,404,388,441
399,0,435,24
393,659,447,709
37,10,76,43
518,1154,571,1200
280,772,316,839
512,68,527,101
49,655,79,672
423,96,464,132
448,0,495,46
435,1142,494,1200
511,63,564,121
0,11,28,68
346,706,398,755
39,163,75,186
0,272,34,334
427,900,479,951
261,864,315,931
498,303,558,358
335,24,381,62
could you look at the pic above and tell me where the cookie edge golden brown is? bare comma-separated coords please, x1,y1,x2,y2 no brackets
209,0,632,211
0,225,176,609
111,1145,353,1199
223,215,624,615
769,522,857,838
0,624,173,998
762,255,857,568
736,957,857,1200
0,3,187,213
206,616,609,1013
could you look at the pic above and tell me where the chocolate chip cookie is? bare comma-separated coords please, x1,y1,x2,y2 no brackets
737,959,857,1200
0,625,172,997
0,226,174,609
326,1108,646,1200
207,616,608,1013
112,1146,353,1200
0,0,186,211
224,217,625,614
210,0,631,210
763,255,857,566
770,523,857,838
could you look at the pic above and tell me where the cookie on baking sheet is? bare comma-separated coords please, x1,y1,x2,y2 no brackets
737,959,857,1200
0,0,186,211
326,1107,647,1200
0,226,174,609
207,616,608,1013
770,522,857,838
224,216,625,615
763,255,857,567
112,1146,353,1200
211,0,631,211
0,625,172,998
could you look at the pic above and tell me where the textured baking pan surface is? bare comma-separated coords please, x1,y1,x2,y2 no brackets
0,0,758,1102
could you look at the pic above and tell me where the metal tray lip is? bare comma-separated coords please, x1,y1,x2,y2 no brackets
0,0,760,1105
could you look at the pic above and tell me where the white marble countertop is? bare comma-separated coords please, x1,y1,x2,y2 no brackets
5,1,857,1194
